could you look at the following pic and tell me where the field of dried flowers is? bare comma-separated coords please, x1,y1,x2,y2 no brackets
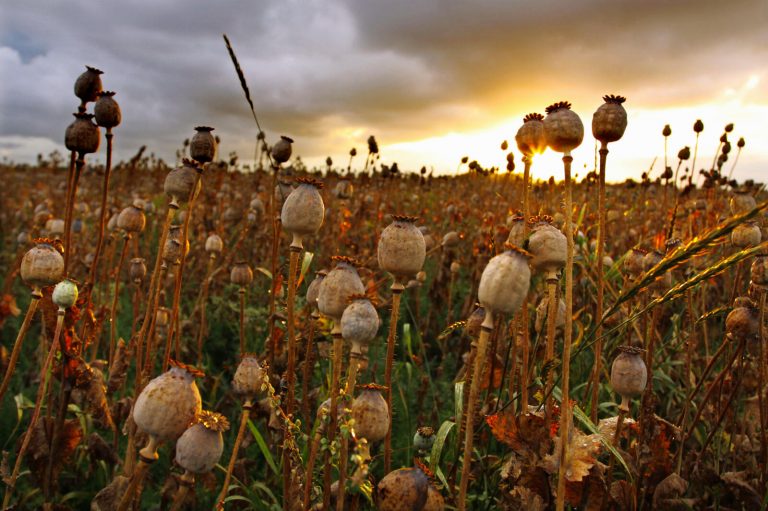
0,59,765,511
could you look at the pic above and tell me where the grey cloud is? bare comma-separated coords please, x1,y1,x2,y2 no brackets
0,0,765,170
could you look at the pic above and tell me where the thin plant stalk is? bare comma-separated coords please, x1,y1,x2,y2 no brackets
457,311,494,510
215,400,252,510
0,288,42,405
108,234,131,365
238,287,247,355
303,417,324,510
556,153,575,511
2,307,64,508
301,312,318,428
86,130,114,295
195,256,216,365
383,282,404,474
759,291,768,481
590,142,608,422
116,437,158,511
544,275,559,416
169,473,194,511
520,155,532,411
283,245,301,507
336,355,363,511
322,328,344,511
62,151,77,273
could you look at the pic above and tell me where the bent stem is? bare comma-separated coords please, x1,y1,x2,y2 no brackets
0,288,42,405
2,308,64,509
458,310,494,510
215,400,252,510
556,153,575,511
383,282,404,474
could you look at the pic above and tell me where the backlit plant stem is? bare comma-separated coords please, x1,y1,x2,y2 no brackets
458,311,494,510
555,153,575,511
383,282,404,474
0,287,42,405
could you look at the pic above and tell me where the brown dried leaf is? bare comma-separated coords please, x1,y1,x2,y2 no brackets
87,432,118,466
652,472,687,508
540,430,602,483
486,410,548,455
73,359,115,431
597,415,636,443
609,480,635,511
509,485,546,511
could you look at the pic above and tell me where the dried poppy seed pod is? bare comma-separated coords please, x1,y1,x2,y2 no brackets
117,201,146,234
610,346,647,411
506,213,526,246
230,261,253,287
232,355,266,401
164,159,201,209
527,217,566,278
65,113,100,155
175,410,229,474
129,258,147,283
662,124,672,137
377,467,429,511
162,227,188,264
732,221,761,248
73,65,103,105
94,91,121,129
52,279,78,309
341,295,380,355
378,215,426,282
351,383,389,443
281,177,325,249
726,297,759,341
441,231,460,248
643,249,672,292
204,233,223,258
592,95,627,144
535,295,566,334
623,248,646,277
271,136,293,164
751,256,768,288
543,101,584,154
413,426,435,452
515,113,546,157
693,119,704,133
730,190,757,215
423,486,446,511
133,361,203,443
21,242,64,289
477,244,531,316
190,126,216,163
317,256,365,320
306,270,327,312
46,218,65,237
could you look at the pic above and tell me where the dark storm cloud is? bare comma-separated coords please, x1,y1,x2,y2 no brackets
0,0,765,166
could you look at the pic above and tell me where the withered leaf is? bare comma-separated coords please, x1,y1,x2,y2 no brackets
486,410,548,454
540,430,602,483
609,480,635,511
107,338,130,394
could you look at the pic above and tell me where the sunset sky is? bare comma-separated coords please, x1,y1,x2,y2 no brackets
1,0,766,182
